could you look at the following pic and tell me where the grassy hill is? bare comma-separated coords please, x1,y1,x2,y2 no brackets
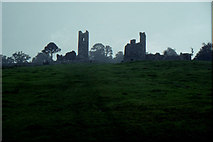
2,61,213,142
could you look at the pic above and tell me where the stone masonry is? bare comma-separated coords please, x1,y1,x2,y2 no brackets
124,32,146,61
77,30,89,61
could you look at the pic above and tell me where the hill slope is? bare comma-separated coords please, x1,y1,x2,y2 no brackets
2,61,213,142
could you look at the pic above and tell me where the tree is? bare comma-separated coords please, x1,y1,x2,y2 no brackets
32,52,52,64
90,43,105,61
12,51,30,64
0,55,7,64
163,47,178,56
42,42,61,60
194,43,212,61
89,43,113,62
113,51,124,63
6,57,15,64
105,45,113,59
1,55,15,65
1,55,15,66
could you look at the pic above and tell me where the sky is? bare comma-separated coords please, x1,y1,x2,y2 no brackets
2,1,212,60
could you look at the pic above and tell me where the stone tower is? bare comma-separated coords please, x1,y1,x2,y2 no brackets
78,30,89,60
140,32,146,59
124,32,146,61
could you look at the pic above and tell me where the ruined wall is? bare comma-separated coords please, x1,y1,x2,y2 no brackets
140,32,146,57
78,30,89,60
180,53,192,60
146,53,192,61
124,32,146,61
56,51,76,61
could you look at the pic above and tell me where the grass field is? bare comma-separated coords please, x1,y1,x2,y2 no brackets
2,61,213,142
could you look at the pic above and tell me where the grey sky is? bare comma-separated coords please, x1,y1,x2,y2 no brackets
2,2,212,60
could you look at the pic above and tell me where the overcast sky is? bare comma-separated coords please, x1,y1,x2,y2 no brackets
2,2,212,60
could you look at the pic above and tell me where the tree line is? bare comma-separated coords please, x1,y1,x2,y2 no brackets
0,42,124,66
1,42,212,66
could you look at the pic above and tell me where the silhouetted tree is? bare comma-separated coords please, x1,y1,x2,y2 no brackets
32,52,52,64
6,57,15,64
163,47,178,56
1,55,15,66
42,42,61,60
12,51,30,64
89,43,113,62
0,55,7,64
114,51,124,63
194,43,212,61
90,43,105,61
105,45,113,59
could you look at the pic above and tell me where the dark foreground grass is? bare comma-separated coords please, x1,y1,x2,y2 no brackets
2,61,213,142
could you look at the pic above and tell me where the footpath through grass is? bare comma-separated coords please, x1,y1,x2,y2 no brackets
2,61,213,142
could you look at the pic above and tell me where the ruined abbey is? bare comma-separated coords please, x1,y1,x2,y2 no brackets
124,32,146,61
124,32,192,61
56,30,191,63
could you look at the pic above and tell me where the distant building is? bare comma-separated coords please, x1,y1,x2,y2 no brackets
146,52,192,61
124,32,146,61
57,51,76,61
56,30,89,63
123,31,192,62
180,53,192,60
146,53,164,60
77,30,89,61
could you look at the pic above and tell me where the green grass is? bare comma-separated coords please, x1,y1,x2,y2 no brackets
2,61,213,142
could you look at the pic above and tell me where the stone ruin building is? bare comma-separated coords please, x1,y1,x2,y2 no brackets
146,53,191,61
57,51,76,61
77,30,89,61
124,32,146,61
57,30,89,62
124,31,191,61
179,53,192,60
56,30,191,63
